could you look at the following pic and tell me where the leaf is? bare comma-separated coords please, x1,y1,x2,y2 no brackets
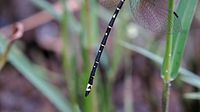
31,0,61,20
0,34,72,112
170,0,198,79
120,41,200,87
0,23,24,71
184,92,200,100
31,0,81,33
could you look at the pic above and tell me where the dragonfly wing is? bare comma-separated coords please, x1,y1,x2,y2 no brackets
155,7,182,34
129,0,182,34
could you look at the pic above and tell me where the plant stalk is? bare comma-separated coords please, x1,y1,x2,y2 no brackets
162,0,174,111
162,81,170,112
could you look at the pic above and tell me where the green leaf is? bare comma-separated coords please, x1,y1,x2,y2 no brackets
0,34,72,112
0,43,10,70
120,41,200,86
161,0,175,82
31,0,61,20
170,0,198,79
181,73,200,89
184,92,200,100
31,0,81,33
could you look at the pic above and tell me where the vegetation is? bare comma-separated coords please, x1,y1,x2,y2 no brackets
0,0,199,111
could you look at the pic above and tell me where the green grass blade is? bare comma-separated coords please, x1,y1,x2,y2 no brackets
181,73,200,89
31,0,81,33
170,0,198,79
80,0,99,111
184,92,200,100
31,0,61,20
161,0,174,83
120,41,200,85
0,35,72,112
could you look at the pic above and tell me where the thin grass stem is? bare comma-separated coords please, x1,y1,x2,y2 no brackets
161,0,174,111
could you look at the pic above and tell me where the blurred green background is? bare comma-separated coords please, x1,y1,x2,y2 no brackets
0,0,200,112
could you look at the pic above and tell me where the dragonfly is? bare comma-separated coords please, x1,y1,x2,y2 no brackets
85,0,182,97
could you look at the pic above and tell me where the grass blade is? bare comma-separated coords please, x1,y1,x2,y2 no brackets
184,92,200,100
0,34,72,112
120,41,200,87
31,0,61,20
170,0,198,79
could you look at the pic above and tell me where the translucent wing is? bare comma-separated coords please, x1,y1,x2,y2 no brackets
130,0,182,34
